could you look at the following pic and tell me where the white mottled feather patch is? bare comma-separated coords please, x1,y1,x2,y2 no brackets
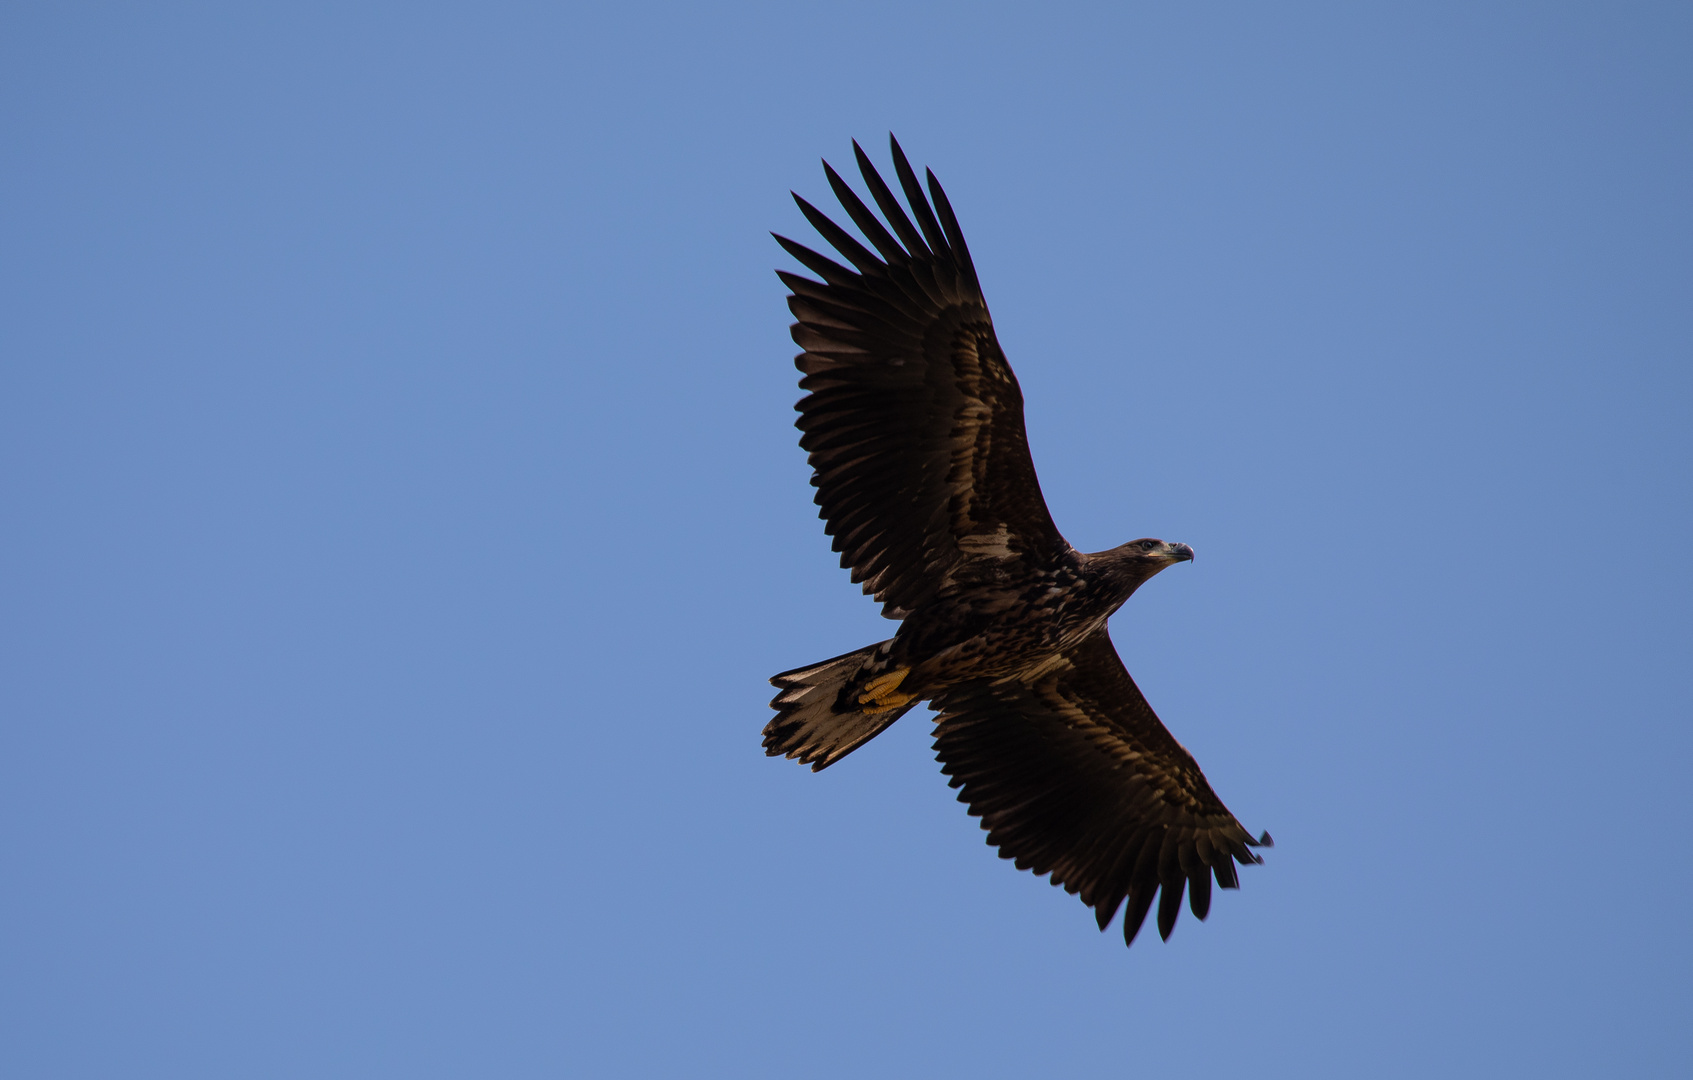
958,523,1013,558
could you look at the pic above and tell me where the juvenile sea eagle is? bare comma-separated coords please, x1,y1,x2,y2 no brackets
765,137,1270,947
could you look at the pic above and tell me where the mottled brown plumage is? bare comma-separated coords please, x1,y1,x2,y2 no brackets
765,137,1269,947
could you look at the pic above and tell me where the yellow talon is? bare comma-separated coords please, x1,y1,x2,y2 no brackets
857,667,915,713
860,668,908,697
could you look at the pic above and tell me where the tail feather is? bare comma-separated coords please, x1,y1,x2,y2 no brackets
765,641,916,771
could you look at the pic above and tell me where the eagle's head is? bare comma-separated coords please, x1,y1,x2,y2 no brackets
1120,537,1194,569
1093,538,1195,598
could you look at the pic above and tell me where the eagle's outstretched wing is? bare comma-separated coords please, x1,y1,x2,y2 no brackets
776,136,1068,619
930,630,1270,945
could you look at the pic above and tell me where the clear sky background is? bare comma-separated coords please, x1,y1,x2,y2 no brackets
3,3,1690,1077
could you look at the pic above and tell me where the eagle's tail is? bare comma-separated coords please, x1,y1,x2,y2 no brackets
765,640,918,771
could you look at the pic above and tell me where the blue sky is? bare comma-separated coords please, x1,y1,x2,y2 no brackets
2,3,1690,1076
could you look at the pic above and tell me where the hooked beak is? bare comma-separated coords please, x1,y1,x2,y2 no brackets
1167,542,1195,564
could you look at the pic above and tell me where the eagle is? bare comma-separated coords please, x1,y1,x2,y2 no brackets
764,136,1271,948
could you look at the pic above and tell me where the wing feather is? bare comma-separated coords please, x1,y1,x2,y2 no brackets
854,139,930,256
779,136,1068,617
930,630,1265,946
890,135,951,256
824,160,908,264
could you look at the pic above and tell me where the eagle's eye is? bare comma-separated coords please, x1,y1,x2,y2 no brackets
1139,540,1158,551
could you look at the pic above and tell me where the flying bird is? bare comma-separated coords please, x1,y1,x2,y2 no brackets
764,136,1270,947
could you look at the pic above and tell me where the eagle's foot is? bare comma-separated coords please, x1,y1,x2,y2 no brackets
858,668,915,713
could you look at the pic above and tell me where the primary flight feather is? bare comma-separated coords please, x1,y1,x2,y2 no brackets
765,136,1270,947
